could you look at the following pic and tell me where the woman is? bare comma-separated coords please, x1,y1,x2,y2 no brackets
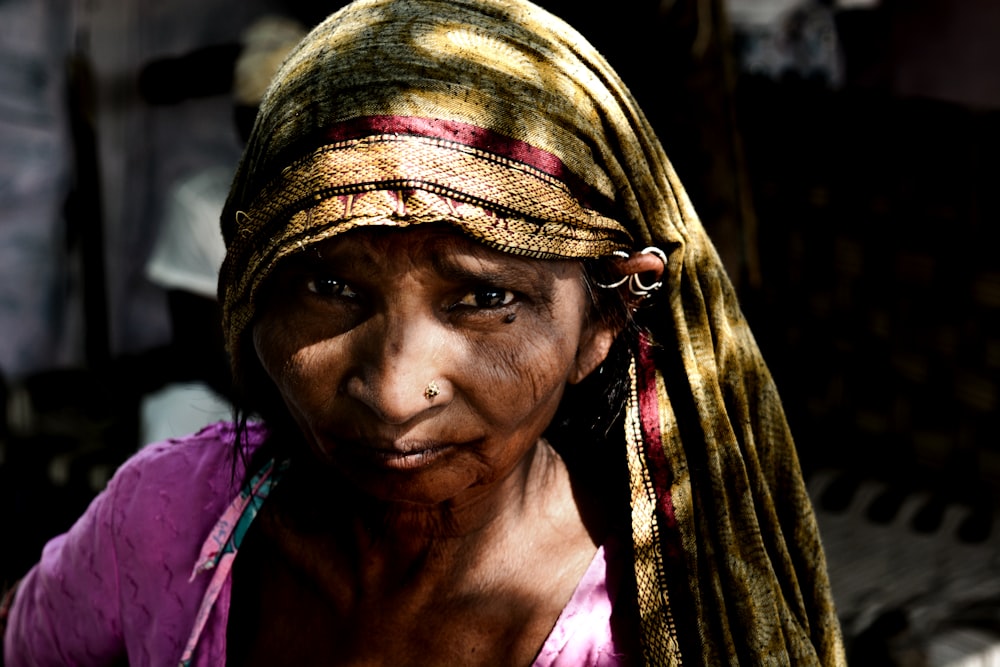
2,0,846,664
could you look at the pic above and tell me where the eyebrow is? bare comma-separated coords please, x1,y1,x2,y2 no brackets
295,244,379,278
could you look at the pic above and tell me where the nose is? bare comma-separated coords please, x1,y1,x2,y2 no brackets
344,313,453,424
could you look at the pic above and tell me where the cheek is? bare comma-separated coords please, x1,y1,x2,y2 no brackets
253,318,293,386
253,319,333,417
472,292,588,407
463,321,579,420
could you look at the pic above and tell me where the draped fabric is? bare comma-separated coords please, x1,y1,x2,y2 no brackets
218,0,846,663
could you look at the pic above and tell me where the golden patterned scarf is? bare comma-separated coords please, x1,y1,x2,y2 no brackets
219,0,846,663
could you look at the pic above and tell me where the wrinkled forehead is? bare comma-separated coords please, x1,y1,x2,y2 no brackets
270,222,586,292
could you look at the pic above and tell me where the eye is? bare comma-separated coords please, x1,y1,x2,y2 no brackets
306,275,357,299
456,286,516,309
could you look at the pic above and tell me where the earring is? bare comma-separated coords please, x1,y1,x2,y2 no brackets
627,246,667,298
594,250,631,289
595,246,667,299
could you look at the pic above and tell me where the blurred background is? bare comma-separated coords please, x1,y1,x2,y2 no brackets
1,0,998,663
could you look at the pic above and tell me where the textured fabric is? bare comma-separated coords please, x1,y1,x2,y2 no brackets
3,422,252,667
178,457,287,667
3,423,628,666
218,1,846,664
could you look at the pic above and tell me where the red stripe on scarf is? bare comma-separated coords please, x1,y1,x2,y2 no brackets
320,115,606,209
636,334,678,534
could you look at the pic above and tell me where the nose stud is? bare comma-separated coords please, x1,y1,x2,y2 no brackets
423,380,440,401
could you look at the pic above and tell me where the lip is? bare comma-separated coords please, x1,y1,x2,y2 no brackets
338,438,457,471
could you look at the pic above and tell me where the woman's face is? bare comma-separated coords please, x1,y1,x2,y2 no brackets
253,226,615,507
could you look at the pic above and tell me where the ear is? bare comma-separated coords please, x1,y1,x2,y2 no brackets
569,319,617,385
600,248,667,309
617,250,665,281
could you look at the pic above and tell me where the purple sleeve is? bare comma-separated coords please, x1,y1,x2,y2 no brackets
4,471,127,666
3,422,253,667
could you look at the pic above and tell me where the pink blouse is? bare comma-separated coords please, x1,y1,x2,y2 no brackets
4,422,632,666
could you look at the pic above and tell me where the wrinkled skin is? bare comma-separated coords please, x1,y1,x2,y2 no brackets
252,224,615,521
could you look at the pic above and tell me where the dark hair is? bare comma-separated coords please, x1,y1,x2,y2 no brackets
541,257,642,478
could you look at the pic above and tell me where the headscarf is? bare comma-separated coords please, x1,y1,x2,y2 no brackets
218,0,846,664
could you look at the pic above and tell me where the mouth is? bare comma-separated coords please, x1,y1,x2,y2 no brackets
338,438,456,471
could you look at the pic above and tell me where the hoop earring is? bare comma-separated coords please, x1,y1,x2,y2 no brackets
594,250,631,289
628,247,667,298
595,246,667,299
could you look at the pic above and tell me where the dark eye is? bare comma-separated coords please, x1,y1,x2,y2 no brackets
456,287,515,309
306,276,357,299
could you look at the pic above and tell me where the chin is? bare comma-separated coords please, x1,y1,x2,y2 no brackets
336,461,481,510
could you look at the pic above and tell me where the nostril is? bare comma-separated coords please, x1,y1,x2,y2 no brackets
343,375,368,403
344,369,449,425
